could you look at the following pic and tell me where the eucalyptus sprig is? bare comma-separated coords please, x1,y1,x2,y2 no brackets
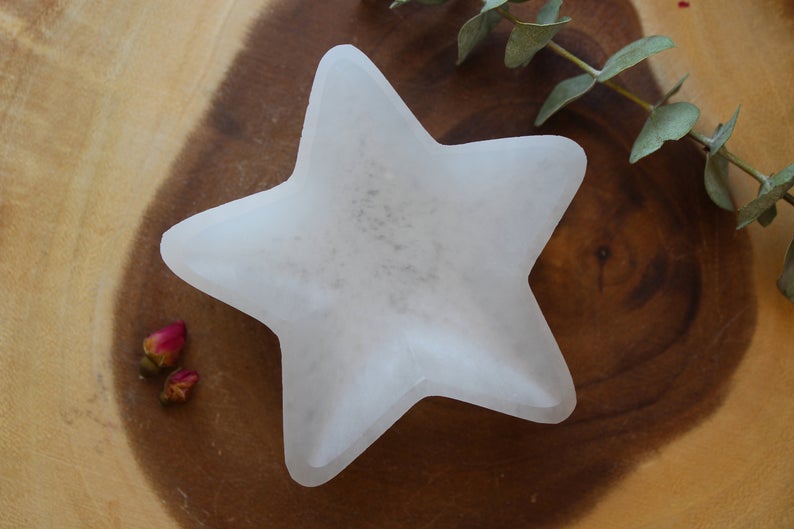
391,0,794,303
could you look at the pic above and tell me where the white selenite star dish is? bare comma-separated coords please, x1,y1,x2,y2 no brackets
161,45,586,487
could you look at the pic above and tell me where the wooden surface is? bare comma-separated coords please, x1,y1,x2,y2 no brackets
1,1,793,528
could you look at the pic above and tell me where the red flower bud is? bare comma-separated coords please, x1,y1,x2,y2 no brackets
159,368,200,405
140,321,186,376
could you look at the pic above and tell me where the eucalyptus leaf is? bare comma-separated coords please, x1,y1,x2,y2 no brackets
736,163,794,228
536,0,563,24
457,10,502,64
704,153,733,211
598,36,675,82
629,102,700,163
710,106,740,154
757,203,777,227
755,180,778,227
535,73,596,126
504,18,570,68
778,237,794,302
481,0,509,12
656,73,689,106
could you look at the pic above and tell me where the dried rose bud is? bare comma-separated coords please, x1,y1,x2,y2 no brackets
159,368,200,406
140,320,186,377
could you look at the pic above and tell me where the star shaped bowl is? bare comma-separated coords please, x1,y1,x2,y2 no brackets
161,44,585,486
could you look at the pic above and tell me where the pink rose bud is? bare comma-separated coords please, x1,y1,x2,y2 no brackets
159,368,200,406
139,320,187,377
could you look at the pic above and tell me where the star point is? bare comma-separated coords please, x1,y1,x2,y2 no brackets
162,44,586,486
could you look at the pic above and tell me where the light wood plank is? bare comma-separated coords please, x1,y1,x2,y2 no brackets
0,2,267,527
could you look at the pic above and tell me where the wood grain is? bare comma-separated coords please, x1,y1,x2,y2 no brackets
110,0,761,527
0,2,267,528
1,1,793,528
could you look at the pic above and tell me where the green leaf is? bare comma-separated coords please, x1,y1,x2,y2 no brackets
710,106,740,155
757,202,777,227
753,180,778,227
656,73,689,106
504,18,570,68
777,237,794,302
629,102,700,163
598,36,675,82
704,153,733,211
534,73,596,126
481,0,509,12
736,163,794,228
536,0,563,24
457,10,502,64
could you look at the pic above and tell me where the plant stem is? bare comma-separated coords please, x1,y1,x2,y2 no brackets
496,8,794,209
602,79,655,112
543,40,599,78
543,41,650,112
495,6,521,25
540,36,794,208
689,131,794,206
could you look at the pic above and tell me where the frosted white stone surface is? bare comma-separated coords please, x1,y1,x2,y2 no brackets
161,45,586,486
